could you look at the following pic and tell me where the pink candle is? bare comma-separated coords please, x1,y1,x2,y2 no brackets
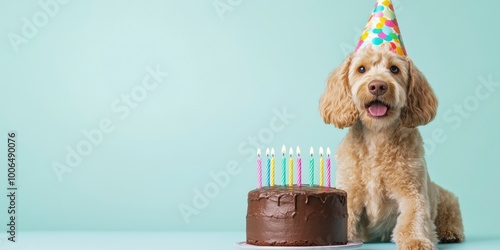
257,149,262,188
326,147,331,188
296,146,302,187
319,147,324,186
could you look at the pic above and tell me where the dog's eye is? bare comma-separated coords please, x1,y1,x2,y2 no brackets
390,66,399,74
358,66,366,73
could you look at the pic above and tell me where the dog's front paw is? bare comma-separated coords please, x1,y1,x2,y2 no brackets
438,230,464,243
347,231,361,243
400,239,436,250
347,217,362,242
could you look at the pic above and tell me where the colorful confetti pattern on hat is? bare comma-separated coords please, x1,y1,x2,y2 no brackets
355,0,407,56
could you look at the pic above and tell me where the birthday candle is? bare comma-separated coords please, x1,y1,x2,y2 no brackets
296,146,302,187
270,148,275,186
266,148,270,186
319,147,324,187
309,147,314,186
281,145,286,185
257,149,262,188
288,147,293,187
326,147,331,188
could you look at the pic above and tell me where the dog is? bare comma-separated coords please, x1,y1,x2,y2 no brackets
319,43,464,250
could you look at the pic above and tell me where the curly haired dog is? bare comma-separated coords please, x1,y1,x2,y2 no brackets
319,44,464,250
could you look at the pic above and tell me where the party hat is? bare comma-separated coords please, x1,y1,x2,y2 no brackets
355,0,407,56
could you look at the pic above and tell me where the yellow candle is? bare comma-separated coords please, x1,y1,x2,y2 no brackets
288,147,293,186
319,147,324,187
270,148,275,186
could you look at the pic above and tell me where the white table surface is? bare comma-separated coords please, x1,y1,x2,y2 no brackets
0,231,499,250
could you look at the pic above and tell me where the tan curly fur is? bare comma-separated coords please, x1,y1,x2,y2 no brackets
319,44,464,250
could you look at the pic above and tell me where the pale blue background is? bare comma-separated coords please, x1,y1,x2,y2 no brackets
0,0,499,243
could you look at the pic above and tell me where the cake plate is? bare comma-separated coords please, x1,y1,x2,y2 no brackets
236,242,363,249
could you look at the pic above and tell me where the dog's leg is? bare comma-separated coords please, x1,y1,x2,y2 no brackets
434,184,465,243
391,190,438,250
336,148,366,242
346,191,365,242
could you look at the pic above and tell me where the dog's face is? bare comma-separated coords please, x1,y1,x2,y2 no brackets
320,44,437,130
348,44,410,129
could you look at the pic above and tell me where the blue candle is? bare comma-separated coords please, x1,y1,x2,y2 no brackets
281,145,286,185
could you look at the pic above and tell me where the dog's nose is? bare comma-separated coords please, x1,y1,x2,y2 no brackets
368,80,388,96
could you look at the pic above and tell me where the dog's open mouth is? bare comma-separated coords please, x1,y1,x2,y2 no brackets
366,100,389,117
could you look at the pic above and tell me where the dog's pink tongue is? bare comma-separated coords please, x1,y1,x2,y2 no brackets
368,103,387,117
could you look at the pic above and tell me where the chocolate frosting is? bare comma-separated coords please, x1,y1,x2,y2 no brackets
246,185,348,246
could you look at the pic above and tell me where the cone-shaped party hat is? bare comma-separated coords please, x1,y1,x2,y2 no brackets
355,0,407,56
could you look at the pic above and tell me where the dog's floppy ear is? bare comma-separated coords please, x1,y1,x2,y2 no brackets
319,55,358,128
401,58,438,128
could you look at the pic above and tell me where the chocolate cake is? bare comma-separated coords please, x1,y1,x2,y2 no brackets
246,185,348,246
